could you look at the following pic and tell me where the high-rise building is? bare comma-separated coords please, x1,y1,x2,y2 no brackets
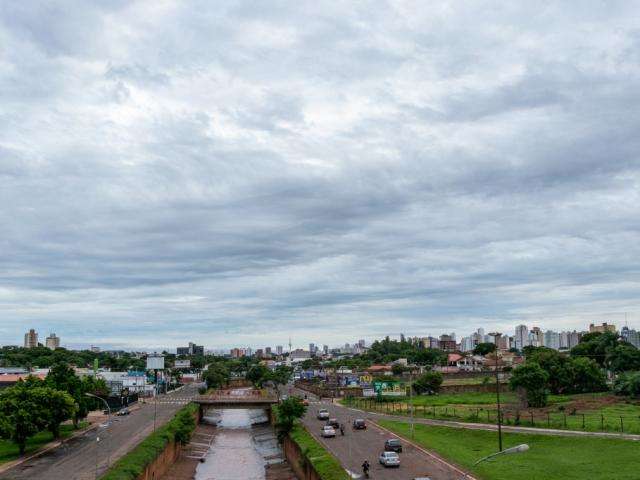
24,329,38,349
461,336,474,352
514,325,528,350
621,327,640,348
543,330,560,350
276,345,283,355
309,343,316,356
265,347,272,356
45,333,60,350
323,344,329,355
358,339,366,348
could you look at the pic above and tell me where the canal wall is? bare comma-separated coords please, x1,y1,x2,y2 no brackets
282,435,322,480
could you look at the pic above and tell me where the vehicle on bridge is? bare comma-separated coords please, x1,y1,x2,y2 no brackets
352,418,366,429
384,438,403,453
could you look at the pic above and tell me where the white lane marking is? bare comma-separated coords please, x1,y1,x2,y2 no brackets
372,421,477,480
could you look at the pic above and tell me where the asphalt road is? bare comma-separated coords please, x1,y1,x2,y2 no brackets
0,384,200,480
292,387,470,480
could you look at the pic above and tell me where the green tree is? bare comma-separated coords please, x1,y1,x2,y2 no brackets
0,384,46,455
606,344,640,373
614,371,640,397
509,363,549,408
275,397,306,441
203,363,229,390
246,364,269,387
570,357,607,393
473,343,497,356
412,371,443,395
32,387,76,439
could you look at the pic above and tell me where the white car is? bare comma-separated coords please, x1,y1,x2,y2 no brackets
321,426,336,438
379,451,400,467
317,409,330,420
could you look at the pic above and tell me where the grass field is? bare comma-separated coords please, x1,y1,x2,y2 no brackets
346,392,640,434
379,420,640,480
0,423,87,465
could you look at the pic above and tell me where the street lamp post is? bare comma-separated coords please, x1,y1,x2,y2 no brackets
85,393,111,473
488,332,503,452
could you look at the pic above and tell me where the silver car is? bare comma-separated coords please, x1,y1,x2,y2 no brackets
321,426,336,438
379,451,400,467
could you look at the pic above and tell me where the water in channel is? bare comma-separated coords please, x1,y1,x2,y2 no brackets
195,407,280,480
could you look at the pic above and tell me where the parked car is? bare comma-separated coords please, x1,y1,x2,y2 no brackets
384,438,403,453
116,407,130,416
326,418,340,428
317,409,330,420
352,419,366,430
379,451,401,467
321,426,336,438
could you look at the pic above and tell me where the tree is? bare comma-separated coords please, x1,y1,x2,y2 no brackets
246,364,269,387
509,363,549,408
203,363,229,390
606,345,640,373
570,331,620,367
613,372,640,397
570,357,607,393
0,384,46,455
31,387,76,439
391,364,406,376
473,343,497,356
412,371,443,395
275,397,306,441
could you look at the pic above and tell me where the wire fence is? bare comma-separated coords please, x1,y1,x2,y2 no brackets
345,397,640,434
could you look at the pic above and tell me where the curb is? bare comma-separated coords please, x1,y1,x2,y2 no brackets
0,422,99,475
372,420,478,480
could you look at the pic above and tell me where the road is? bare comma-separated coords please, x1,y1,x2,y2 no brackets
0,384,200,480
292,388,472,480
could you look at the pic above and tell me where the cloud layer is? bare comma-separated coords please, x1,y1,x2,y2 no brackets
1,1,640,349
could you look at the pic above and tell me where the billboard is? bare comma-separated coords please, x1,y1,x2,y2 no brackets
146,355,165,370
373,380,406,397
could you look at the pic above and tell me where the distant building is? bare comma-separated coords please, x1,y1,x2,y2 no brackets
290,349,311,362
543,330,560,350
589,323,616,334
621,327,640,348
439,334,456,352
276,345,283,355
90,345,101,353
265,347,272,356
177,342,204,356
514,325,528,350
24,329,38,349
174,359,191,368
45,333,60,350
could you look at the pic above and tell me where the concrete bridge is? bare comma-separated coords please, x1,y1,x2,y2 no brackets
193,390,279,423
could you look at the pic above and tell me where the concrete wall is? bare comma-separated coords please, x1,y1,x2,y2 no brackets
282,435,322,480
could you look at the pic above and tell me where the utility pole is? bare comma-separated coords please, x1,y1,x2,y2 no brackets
489,332,503,452
409,367,415,439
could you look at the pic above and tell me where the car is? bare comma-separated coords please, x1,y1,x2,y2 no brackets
379,451,400,467
352,419,366,430
384,438,403,453
326,418,340,428
321,426,336,438
116,407,130,416
317,409,330,420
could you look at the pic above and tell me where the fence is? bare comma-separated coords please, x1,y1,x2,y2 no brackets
345,397,640,435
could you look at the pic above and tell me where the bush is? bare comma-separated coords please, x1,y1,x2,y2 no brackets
614,372,640,397
413,371,443,395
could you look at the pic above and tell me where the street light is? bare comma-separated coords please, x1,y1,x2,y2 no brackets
488,332,503,452
474,444,529,465
85,393,111,475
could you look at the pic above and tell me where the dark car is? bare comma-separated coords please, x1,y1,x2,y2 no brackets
384,438,402,453
352,419,366,429
326,418,340,428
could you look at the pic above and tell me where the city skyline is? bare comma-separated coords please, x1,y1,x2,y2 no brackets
2,3,640,348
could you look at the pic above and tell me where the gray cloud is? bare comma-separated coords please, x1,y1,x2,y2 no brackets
1,1,640,350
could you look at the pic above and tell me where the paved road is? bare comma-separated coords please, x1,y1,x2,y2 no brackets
292,388,471,480
0,384,200,480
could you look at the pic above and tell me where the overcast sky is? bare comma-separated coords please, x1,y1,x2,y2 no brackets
1,1,639,351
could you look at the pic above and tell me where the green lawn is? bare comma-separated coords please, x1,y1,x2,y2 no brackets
289,423,349,480
379,420,640,480
0,423,87,464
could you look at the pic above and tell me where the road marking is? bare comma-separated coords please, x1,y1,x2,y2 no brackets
372,421,477,480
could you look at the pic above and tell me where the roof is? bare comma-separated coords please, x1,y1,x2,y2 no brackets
448,353,463,362
0,373,47,383
366,365,392,372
